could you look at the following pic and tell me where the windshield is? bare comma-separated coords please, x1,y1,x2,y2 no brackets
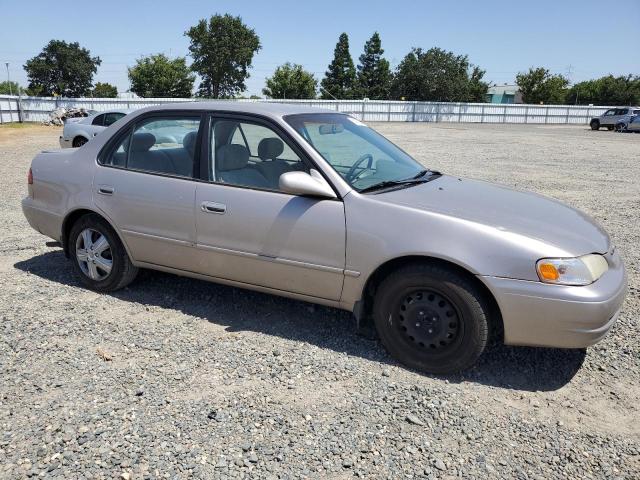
284,113,426,191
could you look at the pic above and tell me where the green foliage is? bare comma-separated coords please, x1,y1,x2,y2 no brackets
356,32,391,100
515,67,569,104
24,40,101,97
185,14,261,98
0,81,21,95
321,33,357,99
128,54,194,98
565,75,640,105
391,47,488,102
91,82,118,98
263,63,317,99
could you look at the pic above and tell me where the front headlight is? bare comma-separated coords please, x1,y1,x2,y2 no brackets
536,254,608,286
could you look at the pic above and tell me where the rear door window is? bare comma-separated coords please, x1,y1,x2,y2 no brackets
91,114,105,126
102,116,202,178
104,112,125,126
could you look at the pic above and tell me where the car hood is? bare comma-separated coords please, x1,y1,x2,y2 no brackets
376,175,610,256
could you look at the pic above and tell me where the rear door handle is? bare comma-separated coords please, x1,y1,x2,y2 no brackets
201,201,226,214
98,185,114,195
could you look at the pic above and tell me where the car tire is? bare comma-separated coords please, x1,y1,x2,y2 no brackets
590,120,600,130
614,123,626,132
68,214,138,292
72,136,88,148
373,263,489,375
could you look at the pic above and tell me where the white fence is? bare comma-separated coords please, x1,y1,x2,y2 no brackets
0,95,610,125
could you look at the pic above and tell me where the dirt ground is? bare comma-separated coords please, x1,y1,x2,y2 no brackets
0,122,638,479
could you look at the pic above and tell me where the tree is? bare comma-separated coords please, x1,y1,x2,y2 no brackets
24,40,101,97
515,67,569,104
128,54,194,98
0,81,21,95
391,47,488,102
356,32,391,100
263,63,317,99
565,75,640,105
320,33,357,99
92,82,118,98
185,14,261,98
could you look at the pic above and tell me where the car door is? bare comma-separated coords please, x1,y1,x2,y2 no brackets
93,113,203,272
192,114,346,301
601,109,616,126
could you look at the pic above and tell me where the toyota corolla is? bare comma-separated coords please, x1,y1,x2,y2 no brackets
22,103,627,374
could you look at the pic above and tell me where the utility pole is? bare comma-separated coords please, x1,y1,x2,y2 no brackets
5,63,12,96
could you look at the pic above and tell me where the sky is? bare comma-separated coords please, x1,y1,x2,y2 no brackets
1,0,638,97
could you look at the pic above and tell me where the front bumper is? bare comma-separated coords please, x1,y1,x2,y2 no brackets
481,250,627,348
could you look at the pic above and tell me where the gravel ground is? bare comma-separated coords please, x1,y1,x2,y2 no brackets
0,123,638,479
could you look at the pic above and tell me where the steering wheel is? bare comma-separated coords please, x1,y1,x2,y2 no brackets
345,153,374,183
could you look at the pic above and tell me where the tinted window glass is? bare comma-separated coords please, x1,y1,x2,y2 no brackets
616,109,628,115
92,114,105,126
104,112,125,126
210,119,308,191
103,116,201,178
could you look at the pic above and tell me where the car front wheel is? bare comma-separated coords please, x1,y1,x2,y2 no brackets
69,214,138,292
373,264,490,374
590,120,600,130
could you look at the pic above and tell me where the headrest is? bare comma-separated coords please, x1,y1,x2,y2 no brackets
183,131,197,157
258,137,284,160
217,144,250,171
130,132,155,152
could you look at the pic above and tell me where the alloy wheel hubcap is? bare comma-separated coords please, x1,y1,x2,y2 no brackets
76,228,112,281
397,290,460,350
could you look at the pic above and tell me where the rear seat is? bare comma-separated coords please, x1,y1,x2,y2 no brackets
127,132,194,177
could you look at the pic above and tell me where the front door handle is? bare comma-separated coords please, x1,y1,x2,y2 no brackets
201,201,226,214
98,185,114,195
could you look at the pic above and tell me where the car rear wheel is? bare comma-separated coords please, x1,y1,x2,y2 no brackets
72,136,88,148
373,264,489,374
590,120,600,130
69,214,138,292
615,122,626,132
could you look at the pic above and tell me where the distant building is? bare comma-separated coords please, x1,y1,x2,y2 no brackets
486,84,522,104
117,91,139,99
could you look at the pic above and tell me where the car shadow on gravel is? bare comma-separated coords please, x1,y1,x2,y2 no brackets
15,250,586,392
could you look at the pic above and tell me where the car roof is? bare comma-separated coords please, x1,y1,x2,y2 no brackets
132,101,339,119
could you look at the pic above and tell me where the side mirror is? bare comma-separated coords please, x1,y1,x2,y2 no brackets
279,170,337,199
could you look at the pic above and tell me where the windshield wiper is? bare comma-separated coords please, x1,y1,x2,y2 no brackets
412,168,439,179
359,170,441,193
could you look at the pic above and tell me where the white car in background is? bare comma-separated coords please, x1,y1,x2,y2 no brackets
59,110,131,148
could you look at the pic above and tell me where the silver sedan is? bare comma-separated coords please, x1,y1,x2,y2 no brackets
23,102,627,373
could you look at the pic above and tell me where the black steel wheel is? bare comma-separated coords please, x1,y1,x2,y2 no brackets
373,263,490,374
590,119,600,131
397,289,461,351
